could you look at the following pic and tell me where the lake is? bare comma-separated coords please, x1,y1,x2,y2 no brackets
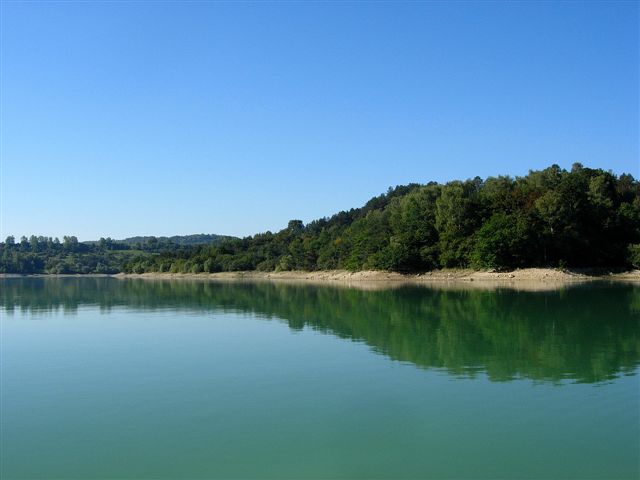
1,277,639,479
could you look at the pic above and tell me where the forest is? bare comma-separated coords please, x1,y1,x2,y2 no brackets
0,234,232,274
2,164,640,274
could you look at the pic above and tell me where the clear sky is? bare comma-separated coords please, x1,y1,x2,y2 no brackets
1,1,638,240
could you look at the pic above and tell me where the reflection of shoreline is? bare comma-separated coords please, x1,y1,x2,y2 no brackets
125,277,597,293
2,277,638,383
3,267,639,292
116,268,640,292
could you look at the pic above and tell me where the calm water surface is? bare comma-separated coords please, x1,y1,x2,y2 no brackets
1,278,639,479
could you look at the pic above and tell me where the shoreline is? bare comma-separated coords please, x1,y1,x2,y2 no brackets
3,268,639,289
114,268,640,282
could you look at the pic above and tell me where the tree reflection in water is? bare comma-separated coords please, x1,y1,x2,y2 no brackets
2,277,638,384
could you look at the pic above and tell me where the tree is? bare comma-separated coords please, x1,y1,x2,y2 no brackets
471,212,530,269
287,220,304,235
63,236,79,251
29,235,39,252
435,182,478,267
628,244,640,268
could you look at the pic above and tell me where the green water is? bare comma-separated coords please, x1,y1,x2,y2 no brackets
1,278,639,479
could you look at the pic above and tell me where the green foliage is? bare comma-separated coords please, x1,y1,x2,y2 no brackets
2,164,639,274
471,213,530,269
117,234,236,250
435,180,484,267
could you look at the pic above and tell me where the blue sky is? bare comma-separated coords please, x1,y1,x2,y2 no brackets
1,1,638,240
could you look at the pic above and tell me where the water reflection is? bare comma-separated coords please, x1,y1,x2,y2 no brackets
2,277,639,383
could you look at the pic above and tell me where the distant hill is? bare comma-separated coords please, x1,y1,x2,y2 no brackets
118,234,237,247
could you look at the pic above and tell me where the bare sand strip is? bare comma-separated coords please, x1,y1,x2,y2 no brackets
112,268,640,291
3,269,638,291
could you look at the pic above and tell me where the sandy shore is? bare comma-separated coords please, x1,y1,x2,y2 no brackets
4,268,638,281
109,268,640,291
115,268,640,281
3,269,638,291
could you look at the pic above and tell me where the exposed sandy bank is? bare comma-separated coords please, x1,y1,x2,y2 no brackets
113,268,640,291
115,268,640,282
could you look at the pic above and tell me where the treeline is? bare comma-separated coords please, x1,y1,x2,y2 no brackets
3,164,639,274
117,233,235,248
0,235,135,274
123,164,640,273
0,234,230,274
